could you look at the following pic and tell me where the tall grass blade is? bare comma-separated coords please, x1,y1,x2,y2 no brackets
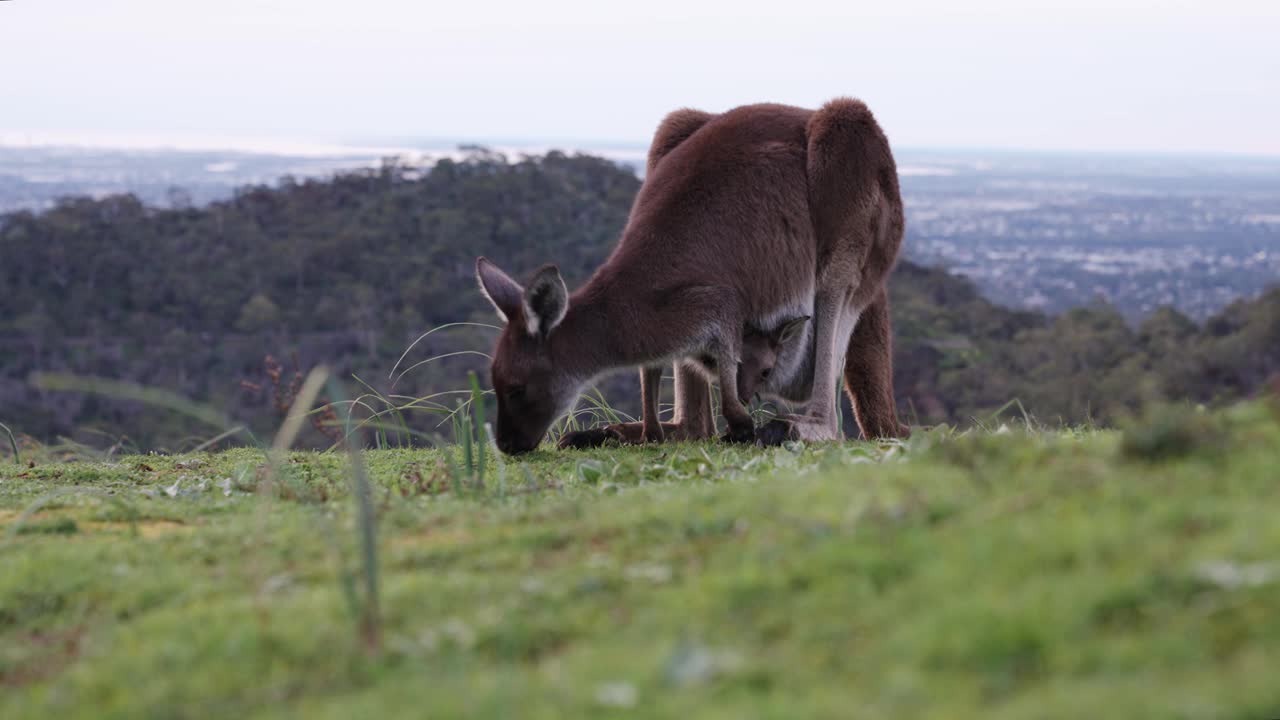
391,350,493,388
985,398,1034,429
31,373,253,442
249,366,329,631
459,398,475,481
352,374,411,446
190,425,248,454
262,367,329,495
1013,398,1035,430
319,419,441,452
271,367,330,457
0,421,19,465
469,372,487,487
312,510,362,625
325,377,382,654
388,321,501,382
485,421,507,499
436,432,466,496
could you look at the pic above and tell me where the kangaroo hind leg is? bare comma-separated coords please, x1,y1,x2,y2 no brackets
639,365,665,443
557,362,715,449
843,288,907,440
762,99,890,444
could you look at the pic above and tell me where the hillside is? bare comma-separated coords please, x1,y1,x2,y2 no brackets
2,149,1278,451
2,400,1278,717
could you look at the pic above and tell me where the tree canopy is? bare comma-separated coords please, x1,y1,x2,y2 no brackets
2,150,1275,449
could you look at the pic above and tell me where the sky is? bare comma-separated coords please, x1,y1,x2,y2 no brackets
2,0,1278,155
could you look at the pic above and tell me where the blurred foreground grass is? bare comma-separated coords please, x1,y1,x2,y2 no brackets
2,401,1279,719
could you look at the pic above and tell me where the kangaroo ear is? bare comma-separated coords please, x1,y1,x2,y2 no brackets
476,257,524,324
523,264,569,337
776,315,810,344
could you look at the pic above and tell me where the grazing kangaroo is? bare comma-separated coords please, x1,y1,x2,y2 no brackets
478,99,905,454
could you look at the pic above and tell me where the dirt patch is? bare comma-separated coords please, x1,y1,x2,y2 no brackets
0,626,86,688
81,519,192,538
0,510,192,538
0,509,54,527
389,525,474,551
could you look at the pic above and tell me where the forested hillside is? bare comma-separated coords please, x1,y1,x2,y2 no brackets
2,149,1277,450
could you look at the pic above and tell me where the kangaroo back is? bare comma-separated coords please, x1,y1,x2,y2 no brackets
481,99,907,453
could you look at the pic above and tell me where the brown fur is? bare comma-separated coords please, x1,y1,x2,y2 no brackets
631,316,809,446
842,288,908,438
734,317,809,403
561,319,805,449
480,99,906,454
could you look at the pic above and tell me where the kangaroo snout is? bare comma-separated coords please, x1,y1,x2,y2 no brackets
496,433,537,455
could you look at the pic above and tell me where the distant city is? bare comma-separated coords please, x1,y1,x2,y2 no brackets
2,140,1277,321
896,151,1280,319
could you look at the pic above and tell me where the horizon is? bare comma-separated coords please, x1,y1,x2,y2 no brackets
6,128,1280,163
2,1,1278,157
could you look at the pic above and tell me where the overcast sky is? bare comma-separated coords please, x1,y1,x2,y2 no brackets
2,0,1278,155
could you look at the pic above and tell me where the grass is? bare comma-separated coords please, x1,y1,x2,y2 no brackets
1,398,1279,718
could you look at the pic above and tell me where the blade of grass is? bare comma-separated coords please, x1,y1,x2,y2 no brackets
311,509,363,626
388,321,501,382
318,419,442,453
485,421,506,499
251,366,329,630
433,391,494,430
352,374,412,447
391,350,493,388
325,376,381,654
459,398,475,481
0,421,18,465
31,373,254,442
436,432,466,497
985,398,1021,426
267,367,329,475
469,372,487,487
190,425,249,453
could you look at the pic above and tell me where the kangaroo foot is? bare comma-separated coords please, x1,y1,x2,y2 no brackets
719,422,757,445
756,418,798,446
557,426,624,450
558,419,716,450
642,424,665,444
759,414,841,444
855,421,912,441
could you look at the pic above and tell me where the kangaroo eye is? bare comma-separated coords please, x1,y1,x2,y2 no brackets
761,369,772,379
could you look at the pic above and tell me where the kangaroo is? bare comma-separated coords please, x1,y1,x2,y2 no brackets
477,99,905,454
708,316,810,406
559,316,808,449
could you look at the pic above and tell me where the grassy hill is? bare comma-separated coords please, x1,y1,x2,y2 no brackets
3,397,1278,718
4,150,1277,450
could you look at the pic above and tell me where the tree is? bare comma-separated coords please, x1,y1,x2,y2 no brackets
235,293,282,333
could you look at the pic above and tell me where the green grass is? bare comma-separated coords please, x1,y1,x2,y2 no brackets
2,401,1279,719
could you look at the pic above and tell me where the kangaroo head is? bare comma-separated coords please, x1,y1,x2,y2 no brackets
736,315,809,404
476,257,578,454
